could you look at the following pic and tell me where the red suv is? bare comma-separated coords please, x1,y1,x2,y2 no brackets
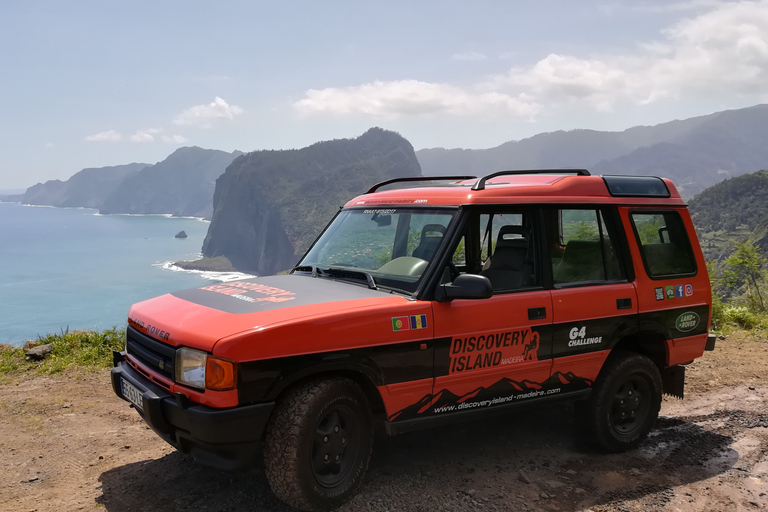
112,170,715,511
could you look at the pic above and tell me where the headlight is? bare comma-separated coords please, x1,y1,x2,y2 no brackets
175,347,207,390
175,347,237,391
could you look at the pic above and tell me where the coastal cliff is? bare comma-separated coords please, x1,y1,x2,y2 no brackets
202,128,421,275
22,163,148,208
99,147,241,219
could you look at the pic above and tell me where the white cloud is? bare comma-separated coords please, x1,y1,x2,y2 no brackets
130,128,163,143
161,134,188,144
84,130,123,142
506,0,768,110
173,97,243,128
294,0,768,118
294,80,540,119
453,52,488,61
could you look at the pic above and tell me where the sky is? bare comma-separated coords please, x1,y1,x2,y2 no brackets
2,0,768,190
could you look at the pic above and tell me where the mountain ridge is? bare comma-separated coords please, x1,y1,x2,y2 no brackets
417,104,768,198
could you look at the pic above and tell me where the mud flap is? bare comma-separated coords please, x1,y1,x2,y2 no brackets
661,365,685,399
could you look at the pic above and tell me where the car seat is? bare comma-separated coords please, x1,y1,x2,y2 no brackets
412,224,446,261
481,225,531,289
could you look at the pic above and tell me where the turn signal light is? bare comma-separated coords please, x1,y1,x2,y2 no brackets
205,357,237,391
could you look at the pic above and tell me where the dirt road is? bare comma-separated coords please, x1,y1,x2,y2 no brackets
1,333,766,512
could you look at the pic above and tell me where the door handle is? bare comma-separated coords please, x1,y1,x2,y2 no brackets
528,307,546,320
617,298,633,310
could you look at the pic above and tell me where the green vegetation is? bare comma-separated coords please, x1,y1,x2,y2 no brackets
710,239,768,333
689,169,768,261
0,328,124,376
684,168,768,334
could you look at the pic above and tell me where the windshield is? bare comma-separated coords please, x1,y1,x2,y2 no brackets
298,207,457,293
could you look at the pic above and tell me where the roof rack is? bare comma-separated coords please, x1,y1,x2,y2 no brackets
471,169,590,191
366,175,477,194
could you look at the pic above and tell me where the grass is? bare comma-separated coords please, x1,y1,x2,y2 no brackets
0,327,125,376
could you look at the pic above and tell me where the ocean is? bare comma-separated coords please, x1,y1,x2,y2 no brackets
0,201,248,347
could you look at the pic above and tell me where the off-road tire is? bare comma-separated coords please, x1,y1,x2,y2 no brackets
263,378,373,511
583,352,662,452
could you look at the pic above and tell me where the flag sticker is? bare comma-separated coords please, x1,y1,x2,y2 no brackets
392,316,410,331
392,315,428,331
410,314,428,330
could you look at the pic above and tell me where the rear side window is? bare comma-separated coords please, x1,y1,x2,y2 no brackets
550,208,625,285
630,211,697,277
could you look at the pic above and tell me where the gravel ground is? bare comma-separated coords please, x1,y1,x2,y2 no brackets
1,331,766,512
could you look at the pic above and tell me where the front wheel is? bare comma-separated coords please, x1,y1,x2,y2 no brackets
582,352,662,452
263,378,373,511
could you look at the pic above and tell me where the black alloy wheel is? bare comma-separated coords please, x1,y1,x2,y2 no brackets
582,351,663,452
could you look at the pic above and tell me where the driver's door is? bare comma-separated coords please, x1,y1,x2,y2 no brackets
430,208,554,415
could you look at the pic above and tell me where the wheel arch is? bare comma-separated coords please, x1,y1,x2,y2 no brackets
609,330,684,397
267,366,387,422
611,330,668,370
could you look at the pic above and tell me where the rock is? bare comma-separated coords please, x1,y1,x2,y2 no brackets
25,343,53,361
0,343,14,352
23,340,41,351
518,470,533,484
175,230,188,239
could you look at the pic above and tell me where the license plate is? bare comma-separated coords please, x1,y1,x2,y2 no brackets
121,377,144,411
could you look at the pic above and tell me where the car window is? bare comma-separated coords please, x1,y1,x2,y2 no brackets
449,209,539,292
631,211,697,277
551,208,625,285
299,207,456,293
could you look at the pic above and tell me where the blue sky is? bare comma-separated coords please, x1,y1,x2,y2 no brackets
2,0,768,189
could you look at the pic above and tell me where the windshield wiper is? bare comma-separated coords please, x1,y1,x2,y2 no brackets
294,265,378,290
327,267,378,290
292,265,325,277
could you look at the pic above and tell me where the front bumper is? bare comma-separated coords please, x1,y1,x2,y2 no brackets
111,352,274,470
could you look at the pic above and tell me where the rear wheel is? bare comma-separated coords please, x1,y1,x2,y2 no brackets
263,378,373,511
583,352,662,452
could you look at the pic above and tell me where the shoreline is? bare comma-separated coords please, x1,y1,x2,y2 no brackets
0,201,211,222
162,259,254,282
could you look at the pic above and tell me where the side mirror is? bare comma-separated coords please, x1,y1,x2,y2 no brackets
436,274,493,302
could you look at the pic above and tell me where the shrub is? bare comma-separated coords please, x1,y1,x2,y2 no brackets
723,306,759,329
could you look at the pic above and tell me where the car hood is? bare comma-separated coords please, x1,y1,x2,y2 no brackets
127,274,419,355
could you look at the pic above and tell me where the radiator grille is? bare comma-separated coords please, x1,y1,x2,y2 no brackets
125,325,176,380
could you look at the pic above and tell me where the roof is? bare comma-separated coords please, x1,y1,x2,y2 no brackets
346,172,685,208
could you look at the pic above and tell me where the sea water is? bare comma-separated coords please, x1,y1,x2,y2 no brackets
0,202,249,346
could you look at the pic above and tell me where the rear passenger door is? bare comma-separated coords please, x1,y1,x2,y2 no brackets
546,207,638,388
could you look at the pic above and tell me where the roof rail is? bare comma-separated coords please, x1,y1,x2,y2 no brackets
471,169,591,191
366,175,477,194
